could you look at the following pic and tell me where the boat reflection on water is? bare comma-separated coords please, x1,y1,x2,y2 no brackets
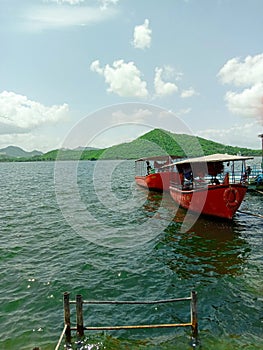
142,190,163,214
170,218,249,278
141,190,250,279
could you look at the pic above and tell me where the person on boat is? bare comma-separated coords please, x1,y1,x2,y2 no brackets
211,176,220,185
223,172,229,185
246,166,251,175
245,166,252,179
146,160,152,175
183,169,193,189
241,166,251,183
184,169,193,181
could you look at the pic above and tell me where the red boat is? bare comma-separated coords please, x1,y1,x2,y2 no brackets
135,156,181,192
167,154,253,220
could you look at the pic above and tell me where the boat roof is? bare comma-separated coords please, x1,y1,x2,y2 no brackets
173,153,254,165
135,155,182,162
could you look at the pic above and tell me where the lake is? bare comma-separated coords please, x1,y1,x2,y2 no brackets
0,159,262,350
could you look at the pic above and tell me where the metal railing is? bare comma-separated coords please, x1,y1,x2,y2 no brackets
55,291,198,349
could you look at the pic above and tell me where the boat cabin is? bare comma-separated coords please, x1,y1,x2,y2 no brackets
166,153,254,190
135,155,181,177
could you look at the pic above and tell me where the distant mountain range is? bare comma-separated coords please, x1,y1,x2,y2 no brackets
0,129,261,162
0,145,100,160
0,146,43,159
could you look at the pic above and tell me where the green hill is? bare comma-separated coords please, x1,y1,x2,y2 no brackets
1,129,261,162
80,128,261,160
137,129,261,157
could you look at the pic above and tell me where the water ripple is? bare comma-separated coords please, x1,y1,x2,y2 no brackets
0,161,262,349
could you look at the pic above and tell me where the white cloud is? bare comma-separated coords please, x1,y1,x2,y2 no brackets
225,83,263,122
91,62,184,99
0,91,69,134
24,3,118,31
154,67,178,97
111,108,152,124
46,0,85,5
180,87,198,98
99,0,119,10
218,54,263,121
162,65,183,82
90,60,104,75
197,121,261,149
46,0,120,9
132,19,152,50
0,132,63,152
90,59,149,98
218,54,263,87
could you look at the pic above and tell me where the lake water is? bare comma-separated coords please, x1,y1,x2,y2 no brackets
0,159,262,350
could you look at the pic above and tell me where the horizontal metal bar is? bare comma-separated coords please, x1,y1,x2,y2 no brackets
70,323,192,331
69,297,191,305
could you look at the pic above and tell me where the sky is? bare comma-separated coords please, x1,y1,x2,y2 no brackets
0,0,263,152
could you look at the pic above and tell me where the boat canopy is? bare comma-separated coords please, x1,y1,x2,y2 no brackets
170,153,254,166
135,155,182,162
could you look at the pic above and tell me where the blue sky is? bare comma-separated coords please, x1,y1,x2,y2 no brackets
0,0,263,152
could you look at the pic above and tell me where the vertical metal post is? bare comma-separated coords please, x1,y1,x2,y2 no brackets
76,294,84,337
191,291,198,339
258,134,263,171
63,292,71,343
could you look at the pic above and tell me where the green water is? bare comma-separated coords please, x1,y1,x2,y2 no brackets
0,160,262,350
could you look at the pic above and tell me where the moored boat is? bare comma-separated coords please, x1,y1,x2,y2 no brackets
166,154,254,220
135,155,181,192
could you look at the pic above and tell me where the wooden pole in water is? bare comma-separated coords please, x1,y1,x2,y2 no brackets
76,294,84,337
190,291,198,339
63,292,71,343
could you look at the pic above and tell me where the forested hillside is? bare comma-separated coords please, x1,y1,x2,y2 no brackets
80,128,260,160
1,128,261,162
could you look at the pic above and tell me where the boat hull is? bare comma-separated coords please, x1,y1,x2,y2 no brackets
135,172,172,192
169,184,247,219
